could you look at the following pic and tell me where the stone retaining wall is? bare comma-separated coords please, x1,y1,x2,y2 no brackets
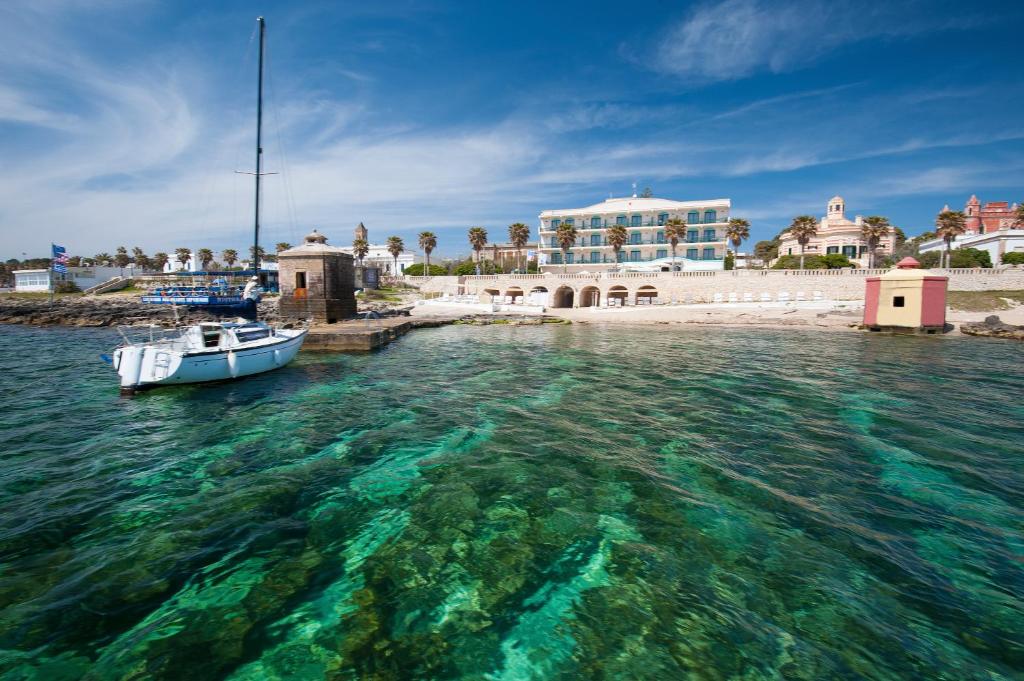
441,268,1024,307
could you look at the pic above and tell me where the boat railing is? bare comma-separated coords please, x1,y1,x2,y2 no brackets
116,324,183,347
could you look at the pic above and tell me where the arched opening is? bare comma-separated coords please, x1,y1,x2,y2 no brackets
529,286,549,306
483,287,500,302
636,285,658,305
505,286,524,303
608,285,628,307
580,286,600,307
552,286,575,308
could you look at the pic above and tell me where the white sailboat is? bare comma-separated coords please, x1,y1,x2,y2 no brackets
110,17,308,394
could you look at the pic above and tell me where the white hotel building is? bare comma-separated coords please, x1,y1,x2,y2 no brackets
538,196,731,272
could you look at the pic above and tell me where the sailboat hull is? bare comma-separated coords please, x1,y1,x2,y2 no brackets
114,328,307,392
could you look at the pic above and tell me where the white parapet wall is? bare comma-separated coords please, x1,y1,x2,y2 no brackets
450,268,1024,308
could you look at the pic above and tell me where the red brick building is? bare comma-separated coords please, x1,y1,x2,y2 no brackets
944,195,1020,235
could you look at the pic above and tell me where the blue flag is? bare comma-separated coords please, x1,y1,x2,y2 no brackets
52,243,68,274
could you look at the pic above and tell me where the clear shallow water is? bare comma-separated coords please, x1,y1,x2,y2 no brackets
0,323,1022,680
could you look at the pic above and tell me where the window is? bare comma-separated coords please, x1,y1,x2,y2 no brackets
703,229,716,241
565,218,574,226
591,216,601,228
616,215,627,225
687,248,699,260
688,210,700,224
295,271,307,289
787,248,793,255
704,209,717,223
842,245,857,258
658,213,668,225
656,230,665,243
631,215,642,227
893,296,905,308
551,252,562,264
590,234,601,246
703,247,716,260
590,251,601,263
550,236,558,247
551,219,561,228
629,232,641,245
687,230,698,243
565,252,575,264
630,250,641,261
656,249,668,259
826,246,839,254
616,251,625,262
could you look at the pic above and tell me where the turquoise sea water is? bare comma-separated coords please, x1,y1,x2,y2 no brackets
0,323,1022,680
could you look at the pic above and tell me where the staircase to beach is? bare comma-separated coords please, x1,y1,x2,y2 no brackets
84,276,131,295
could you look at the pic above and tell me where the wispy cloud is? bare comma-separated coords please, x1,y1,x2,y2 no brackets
641,0,987,82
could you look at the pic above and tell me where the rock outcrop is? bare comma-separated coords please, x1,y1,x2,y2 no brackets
960,315,1024,340
0,296,280,327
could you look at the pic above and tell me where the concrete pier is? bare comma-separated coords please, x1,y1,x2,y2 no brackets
302,317,416,351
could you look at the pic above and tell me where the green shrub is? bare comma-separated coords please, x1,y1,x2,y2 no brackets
53,280,81,293
950,248,992,268
1001,252,1024,265
724,252,735,270
822,253,854,269
772,254,827,269
403,263,448,276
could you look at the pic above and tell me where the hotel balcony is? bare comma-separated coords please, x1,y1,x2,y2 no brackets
539,235,726,249
545,253,725,265
540,215,730,231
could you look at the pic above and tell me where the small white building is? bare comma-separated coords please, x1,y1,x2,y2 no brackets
918,229,1024,265
339,244,417,274
13,269,54,292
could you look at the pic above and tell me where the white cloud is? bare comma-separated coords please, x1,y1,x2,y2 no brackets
644,0,984,81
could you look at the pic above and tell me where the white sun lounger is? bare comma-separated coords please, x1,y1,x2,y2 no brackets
742,292,753,302
713,292,724,303
778,291,791,302
813,290,824,301
796,291,807,301
728,292,739,303
760,292,771,302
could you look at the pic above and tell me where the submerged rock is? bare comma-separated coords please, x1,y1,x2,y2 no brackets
960,315,1024,340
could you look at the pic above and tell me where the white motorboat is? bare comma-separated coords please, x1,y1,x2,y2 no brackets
113,321,307,394
107,17,310,393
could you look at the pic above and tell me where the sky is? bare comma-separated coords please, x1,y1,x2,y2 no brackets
1,0,1023,260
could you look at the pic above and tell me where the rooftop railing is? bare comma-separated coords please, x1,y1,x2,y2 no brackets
541,215,729,231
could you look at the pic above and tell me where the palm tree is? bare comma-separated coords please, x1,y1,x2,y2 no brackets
93,252,112,266
663,217,685,271
860,216,891,269
386,236,405,275
418,231,437,276
221,249,238,269
787,216,818,270
508,222,530,273
607,224,628,270
114,246,130,273
175,248,192,271
249,245,266,269
467,226,488,274
131,247,151,272
152,252,169,271
352,238,369,266
555,222,578,274
196,248,214,271
275,242,291,253
725,218,751,268
935,210,967,268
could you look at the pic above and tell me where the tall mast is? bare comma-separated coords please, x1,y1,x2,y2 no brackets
253,16,265,275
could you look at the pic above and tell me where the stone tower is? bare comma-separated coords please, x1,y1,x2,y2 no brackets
965,195,982,234
277,229,356,323
827,196,845,220
354,222,368,242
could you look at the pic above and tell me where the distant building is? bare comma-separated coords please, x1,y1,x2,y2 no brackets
958,195,1019,234
478,241,538,272
918,196,1024,264
538,195,730,272
13,269,54,292
338,223,416,274
777,196,895,267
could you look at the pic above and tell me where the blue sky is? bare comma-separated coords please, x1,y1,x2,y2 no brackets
1,0,1023,259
